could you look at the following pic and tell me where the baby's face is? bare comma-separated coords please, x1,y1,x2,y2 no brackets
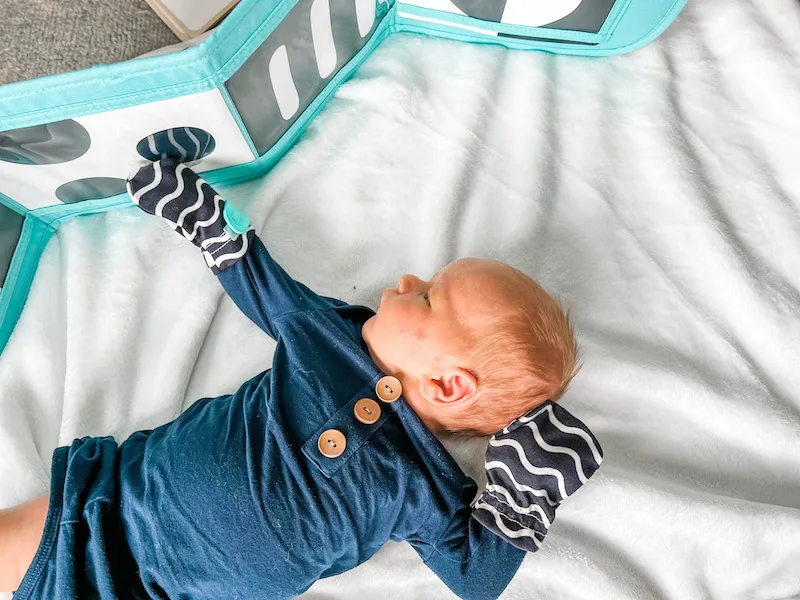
363,258,514,377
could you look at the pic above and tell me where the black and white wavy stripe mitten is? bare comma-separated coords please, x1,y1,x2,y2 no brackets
472,400,603,552
127,157,253,274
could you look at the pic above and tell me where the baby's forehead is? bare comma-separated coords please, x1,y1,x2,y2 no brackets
439,258,517,289
438,259,527,316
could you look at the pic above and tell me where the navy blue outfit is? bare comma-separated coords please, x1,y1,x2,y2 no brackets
15,234,525,600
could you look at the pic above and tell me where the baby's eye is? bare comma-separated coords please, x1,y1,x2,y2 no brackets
422,293,430,304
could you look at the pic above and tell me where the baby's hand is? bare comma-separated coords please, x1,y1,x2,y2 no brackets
127,157,226,248
127,158,252,274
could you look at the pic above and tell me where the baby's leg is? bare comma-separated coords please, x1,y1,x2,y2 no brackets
0,495,48,592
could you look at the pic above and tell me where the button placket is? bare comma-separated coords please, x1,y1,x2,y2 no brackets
302,381,395,477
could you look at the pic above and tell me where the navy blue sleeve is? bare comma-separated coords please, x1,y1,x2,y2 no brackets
216,234,343,339
409,504,526,600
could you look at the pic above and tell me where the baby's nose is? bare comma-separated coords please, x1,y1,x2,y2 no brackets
398,274,423,294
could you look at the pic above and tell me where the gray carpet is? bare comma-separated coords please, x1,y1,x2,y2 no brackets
0,0,179,86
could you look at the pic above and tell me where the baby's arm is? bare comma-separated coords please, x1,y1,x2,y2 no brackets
127,159,335,339
408,501,525,600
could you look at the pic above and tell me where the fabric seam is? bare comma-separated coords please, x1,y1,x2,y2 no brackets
482,491,547,530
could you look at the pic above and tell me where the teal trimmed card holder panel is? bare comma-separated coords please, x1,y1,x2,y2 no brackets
0,0,687,354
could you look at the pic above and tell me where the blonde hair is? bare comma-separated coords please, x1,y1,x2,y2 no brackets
450,271,580,436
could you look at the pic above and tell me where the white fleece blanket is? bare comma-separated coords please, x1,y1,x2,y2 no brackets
2,0,800,598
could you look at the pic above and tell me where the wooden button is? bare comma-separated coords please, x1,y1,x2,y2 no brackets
376,376,402,403
318,429,346,458
354,398,381,424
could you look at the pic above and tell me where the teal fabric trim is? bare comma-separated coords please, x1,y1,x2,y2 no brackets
0,192,29,216
0,0,294,131
0,195,133,354
0,46,217,131
598,0,686,54
597,0,633,38
0,214,46,354
223,203,250,236
214,0,300,80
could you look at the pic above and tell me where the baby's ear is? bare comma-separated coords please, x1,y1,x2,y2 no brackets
419,367,477,406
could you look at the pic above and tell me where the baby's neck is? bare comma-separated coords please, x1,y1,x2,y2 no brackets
362,333,442,434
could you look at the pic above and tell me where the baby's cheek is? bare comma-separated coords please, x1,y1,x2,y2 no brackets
389,302,426,344
392,302,416,326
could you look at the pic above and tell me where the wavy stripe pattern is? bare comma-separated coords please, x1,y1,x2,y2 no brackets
136,127,216,162
485,460,558,507
472,400,603,552
474,500,544,549
126,158,252,275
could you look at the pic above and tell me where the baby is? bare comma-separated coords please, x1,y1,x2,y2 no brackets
0,159,602,600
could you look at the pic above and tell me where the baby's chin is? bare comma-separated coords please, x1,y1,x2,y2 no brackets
361,314,376,338
361,316,384,355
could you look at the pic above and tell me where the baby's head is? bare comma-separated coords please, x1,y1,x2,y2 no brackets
362,258,579,435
